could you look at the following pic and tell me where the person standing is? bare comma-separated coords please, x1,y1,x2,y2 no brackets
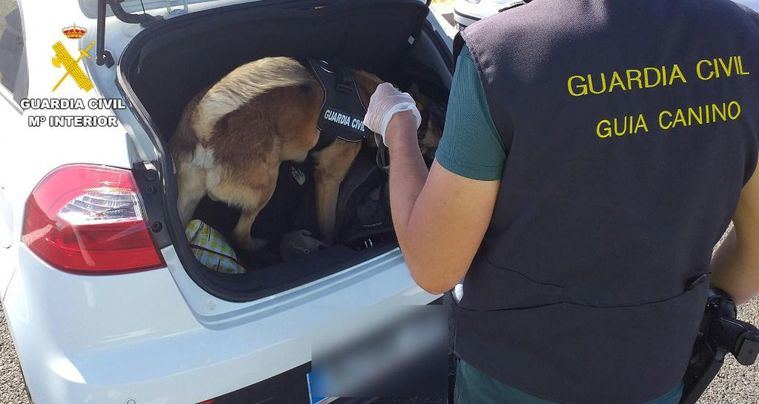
362,0,759,402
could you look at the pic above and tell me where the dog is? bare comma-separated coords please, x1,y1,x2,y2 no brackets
171,56,440,251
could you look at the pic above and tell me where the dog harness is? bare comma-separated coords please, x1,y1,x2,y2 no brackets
307,59,371,150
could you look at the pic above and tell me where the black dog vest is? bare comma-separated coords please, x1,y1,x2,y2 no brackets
307,59,370,150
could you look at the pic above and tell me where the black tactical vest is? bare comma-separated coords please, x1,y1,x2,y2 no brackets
453,1,759,402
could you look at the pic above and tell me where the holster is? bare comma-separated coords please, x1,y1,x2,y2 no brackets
680,289,759,404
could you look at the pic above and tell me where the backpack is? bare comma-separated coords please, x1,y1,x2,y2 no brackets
334,148,395,249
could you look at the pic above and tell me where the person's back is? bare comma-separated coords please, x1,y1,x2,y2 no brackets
453,0,759,402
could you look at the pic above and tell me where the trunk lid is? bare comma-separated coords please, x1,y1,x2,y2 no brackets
79,0,215,19
113,0,444,309
79,0,433,19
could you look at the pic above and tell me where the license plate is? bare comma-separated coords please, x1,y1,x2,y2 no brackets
307,371,336,404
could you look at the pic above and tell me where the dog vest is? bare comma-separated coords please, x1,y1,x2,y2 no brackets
453,1,759,402
307,59,370,150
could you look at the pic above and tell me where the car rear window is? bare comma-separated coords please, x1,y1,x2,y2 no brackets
0,0,28,104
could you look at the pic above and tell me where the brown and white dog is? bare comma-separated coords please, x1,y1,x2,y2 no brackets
171,57,440,250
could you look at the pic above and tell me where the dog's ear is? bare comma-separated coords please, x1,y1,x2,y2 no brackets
406,83,430,111
421,116,442,150
353,70,384,106
419,96,445,160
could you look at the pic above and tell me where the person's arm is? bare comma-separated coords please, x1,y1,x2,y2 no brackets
363,46,505,294
384,114,500,294
711,161,759,305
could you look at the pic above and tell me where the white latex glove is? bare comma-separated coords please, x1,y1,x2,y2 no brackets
364,82,422,146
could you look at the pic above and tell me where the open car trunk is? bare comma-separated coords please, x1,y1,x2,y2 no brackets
117,0,453,301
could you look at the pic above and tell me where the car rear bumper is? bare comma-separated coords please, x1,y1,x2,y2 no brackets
3,246,436,403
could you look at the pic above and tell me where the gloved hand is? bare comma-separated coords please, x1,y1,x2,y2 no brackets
363,83,422,146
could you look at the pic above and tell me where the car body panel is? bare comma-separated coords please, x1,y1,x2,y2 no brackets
164,247,435,325
427,2,458,45
78,0,265,19
454,0,758,30
738,0,759,10
453,0,523,28
4,244,435,403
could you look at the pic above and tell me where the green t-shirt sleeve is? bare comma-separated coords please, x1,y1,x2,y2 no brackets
435,45,506,181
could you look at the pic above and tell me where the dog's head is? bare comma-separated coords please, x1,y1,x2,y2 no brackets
408,84,444,162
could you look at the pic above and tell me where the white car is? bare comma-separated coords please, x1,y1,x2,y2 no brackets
739,0,759,10
0,0,456,402
453,0,527,30
454,0,759,30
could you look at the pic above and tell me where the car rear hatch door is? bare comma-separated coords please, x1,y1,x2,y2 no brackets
78,0,434,19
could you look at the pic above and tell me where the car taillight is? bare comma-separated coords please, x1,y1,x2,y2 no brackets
22,164,164,274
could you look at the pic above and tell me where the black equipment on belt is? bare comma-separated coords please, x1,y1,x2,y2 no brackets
680,289,759,404
307,59,371,151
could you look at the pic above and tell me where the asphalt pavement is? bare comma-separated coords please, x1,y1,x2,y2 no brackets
698,299,759,403
0,301,30,404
